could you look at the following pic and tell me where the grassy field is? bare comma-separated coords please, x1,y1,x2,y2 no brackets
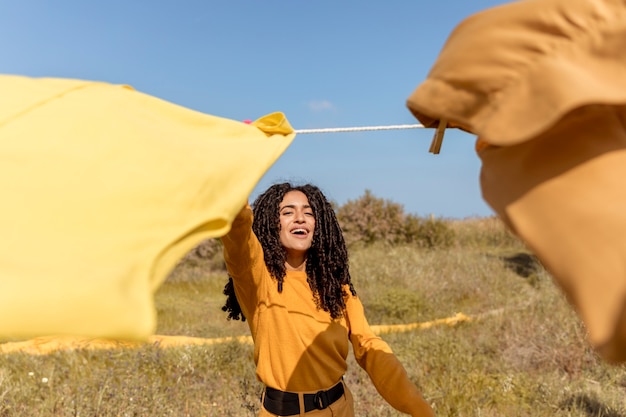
1,217,626,416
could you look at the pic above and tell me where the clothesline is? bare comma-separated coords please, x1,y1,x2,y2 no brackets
292,120,448,155
293,123,425,134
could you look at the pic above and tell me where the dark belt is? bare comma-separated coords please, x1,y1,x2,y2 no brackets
262,381,345,416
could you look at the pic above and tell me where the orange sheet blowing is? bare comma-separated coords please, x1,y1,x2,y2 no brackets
406,0,626,362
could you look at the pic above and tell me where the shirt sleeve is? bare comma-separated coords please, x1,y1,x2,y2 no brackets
346,294,434,417
219,204,265,320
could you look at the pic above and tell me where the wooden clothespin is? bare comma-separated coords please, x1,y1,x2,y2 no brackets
429,118,447,155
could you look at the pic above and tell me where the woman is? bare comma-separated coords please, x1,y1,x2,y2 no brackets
221,182,434,416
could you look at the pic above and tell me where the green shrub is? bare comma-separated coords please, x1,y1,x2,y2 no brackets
179,238,226,272
336,190,456,249
405,214,456,249
336,190,406,247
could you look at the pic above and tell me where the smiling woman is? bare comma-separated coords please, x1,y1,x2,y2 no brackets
278,190,316,272
219,182,435,417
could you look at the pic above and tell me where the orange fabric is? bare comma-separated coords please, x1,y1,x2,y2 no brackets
221,205,434,416
407,0,626,146
480,106,626,362
406,0,626,362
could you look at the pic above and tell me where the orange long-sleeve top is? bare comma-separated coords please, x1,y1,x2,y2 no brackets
221,205,434,417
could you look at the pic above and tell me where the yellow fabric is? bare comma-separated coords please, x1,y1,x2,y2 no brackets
405,0,626,362
0,74,295,341
0,313,469,355
221,206,434,417
0,334,255,355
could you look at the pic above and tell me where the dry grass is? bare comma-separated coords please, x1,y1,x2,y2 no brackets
1,217,626,416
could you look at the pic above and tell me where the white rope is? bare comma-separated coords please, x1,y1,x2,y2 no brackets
294,123,425,134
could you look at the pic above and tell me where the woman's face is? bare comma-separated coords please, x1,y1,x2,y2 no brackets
278,190,316,257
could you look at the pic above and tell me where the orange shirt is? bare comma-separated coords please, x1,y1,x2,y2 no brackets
221,205,434,416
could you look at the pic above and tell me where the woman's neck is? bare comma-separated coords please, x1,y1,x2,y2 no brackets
285,256,306,272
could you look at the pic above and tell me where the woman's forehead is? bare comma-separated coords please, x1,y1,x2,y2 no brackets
279,190,310,207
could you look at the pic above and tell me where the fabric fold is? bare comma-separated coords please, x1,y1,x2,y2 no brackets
0,75,295,340
406,0,626,362
406,0,626,146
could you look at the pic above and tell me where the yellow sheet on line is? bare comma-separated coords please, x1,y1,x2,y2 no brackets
0,75,295,341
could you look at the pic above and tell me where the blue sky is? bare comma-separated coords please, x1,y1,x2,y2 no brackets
1,0,509,218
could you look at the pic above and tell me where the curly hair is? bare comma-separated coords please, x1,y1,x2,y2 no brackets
222,183,356,321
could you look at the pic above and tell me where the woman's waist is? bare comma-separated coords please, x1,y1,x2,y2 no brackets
256,351,347,392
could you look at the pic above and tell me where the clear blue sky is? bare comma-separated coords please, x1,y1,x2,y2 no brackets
1,0,509,218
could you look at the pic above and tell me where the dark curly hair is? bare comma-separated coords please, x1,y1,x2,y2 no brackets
222,183,356,321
